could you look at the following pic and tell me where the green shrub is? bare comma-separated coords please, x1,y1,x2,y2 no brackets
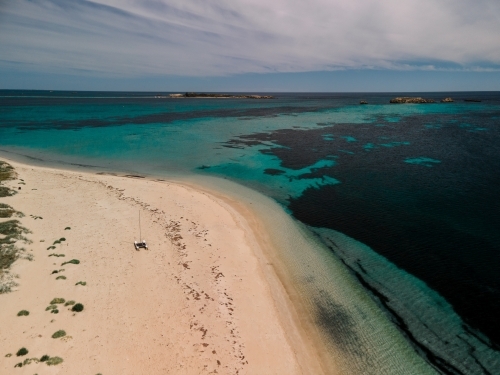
46,305,57,311
59,237,66,241
40,355,49,362
62,259,79,266
17,310,29,316
14,362,22,368
46,356,63,366
0,186,16,197
56,276,66,280
64,300,75,306
72,303,84,312
16,348,28,357
0,203,15,218
50,309,59,314
50,298,65,304
75,281,86,286
51,330,66,339
5,353,12,357
47,246,56,250
64,227,71,230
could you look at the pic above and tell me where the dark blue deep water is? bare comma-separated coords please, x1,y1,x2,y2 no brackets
1,90,499,374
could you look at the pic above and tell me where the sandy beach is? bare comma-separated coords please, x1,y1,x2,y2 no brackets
0,158,327,375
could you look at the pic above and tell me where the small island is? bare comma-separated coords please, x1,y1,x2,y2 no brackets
166,93,274,99
390,97,435,104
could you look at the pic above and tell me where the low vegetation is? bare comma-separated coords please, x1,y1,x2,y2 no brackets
0,203,23,218
17,310,29,316
53,238,66,245
72,303,84,312
51,330,66,339
64,300,75,306
13,353,64,368
48,253,65,257
55,275,66,280
50,298,65,304
0,219,32,294
16,347,28,357
75,281,86,286
0,161,17,197
46,356,63,366
64,227,71,230
62,259,80,266
0,186,17,197
0,161,16,182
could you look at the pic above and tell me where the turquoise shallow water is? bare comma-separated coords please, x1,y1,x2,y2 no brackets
1,91,500,374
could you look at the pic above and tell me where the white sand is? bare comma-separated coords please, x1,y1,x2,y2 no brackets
0,159,328,374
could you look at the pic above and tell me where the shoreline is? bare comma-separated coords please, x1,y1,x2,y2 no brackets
0,157,329,374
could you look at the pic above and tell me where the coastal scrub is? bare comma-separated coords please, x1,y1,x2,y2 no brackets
62,259,79,266
46,356,63,366
16,348,28,357
52,330,66,339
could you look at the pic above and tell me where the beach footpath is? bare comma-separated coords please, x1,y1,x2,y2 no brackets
0,159,325,375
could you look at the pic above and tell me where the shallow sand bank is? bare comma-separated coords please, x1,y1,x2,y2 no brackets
0,159,327,375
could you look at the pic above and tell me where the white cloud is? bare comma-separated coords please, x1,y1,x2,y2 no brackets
1,0,499,76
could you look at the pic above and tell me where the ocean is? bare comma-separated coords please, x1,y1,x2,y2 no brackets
1,90,499,374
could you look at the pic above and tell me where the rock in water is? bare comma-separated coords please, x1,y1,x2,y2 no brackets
360,100,368,104
441,97,454,102
390,97,435,104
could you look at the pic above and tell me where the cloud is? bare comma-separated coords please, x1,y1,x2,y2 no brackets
1,0,499,77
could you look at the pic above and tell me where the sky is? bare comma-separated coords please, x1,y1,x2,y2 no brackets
1,0,500,91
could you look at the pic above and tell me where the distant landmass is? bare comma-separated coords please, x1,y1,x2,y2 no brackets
159,93,274,99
